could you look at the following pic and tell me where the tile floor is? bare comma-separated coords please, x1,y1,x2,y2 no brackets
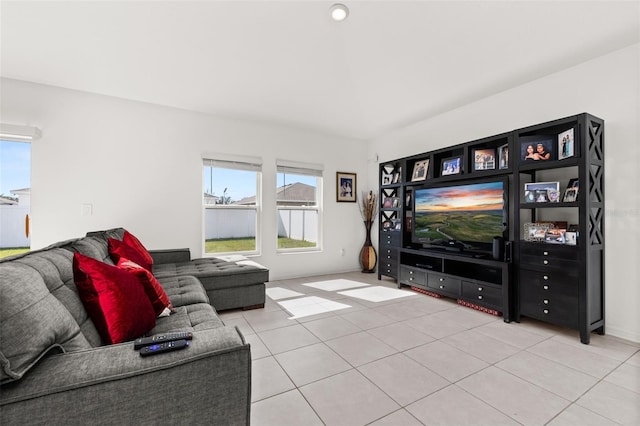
219,272,640,426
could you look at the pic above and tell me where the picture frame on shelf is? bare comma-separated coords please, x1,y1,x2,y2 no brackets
392,171,401,184
381,165,394,186
441,155,462,176
336,171,356,202
382,197,394,208
473,148,496,171
562,178,579,202
565,231,578,245
411,159,429,182
545,228,567,244
520,135,555,162
523,181,560,203
558,128,575,160
524,222,554,242
498,143,509,169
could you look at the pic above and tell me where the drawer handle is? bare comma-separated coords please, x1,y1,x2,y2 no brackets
543,275,549,280
387,256,391,259
543,260,549,265
478,287,483,291
439,285,445,289
409,271,414,275
439,278,445,282
543,309,549,314
543,285,549,290
543,299,549,304
409,277,414,281
478,295,483,300
543,251,549,256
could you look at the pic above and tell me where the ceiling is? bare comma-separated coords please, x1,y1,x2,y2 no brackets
1,1,639,140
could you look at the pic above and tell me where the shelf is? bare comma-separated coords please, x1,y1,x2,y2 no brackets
520,202,578,208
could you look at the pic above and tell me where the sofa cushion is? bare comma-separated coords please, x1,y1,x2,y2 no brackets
117,258,174,317
108,238,152,272
153,258,268,290
73,253,156,344
156,274,210,308
0,259,89,384
61,236,113,265
150,303,224,335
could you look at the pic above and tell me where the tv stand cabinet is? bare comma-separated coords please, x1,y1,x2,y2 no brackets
398,249,512,322
379,113,604,344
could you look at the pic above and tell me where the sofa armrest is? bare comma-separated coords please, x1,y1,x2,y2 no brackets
149,248,191,264
0,327,251,425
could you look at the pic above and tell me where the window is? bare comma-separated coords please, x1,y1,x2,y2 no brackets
203,157,261,255
276,160,323,252
0,139,31,258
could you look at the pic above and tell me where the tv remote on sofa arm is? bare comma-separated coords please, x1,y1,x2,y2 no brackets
133,331,193,350
139,340,190,357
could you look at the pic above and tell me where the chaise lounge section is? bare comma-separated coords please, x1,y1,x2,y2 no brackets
88,228,269,311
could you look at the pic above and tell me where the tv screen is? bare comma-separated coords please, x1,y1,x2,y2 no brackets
412,178,507,252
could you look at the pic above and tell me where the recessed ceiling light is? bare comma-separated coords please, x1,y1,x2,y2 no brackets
330,4,349,22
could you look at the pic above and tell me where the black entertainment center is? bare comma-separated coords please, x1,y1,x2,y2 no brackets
378,113,604,344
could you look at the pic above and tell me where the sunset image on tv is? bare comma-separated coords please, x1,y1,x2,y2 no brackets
414,181,504,244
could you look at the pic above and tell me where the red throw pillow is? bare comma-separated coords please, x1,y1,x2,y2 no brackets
117,258,175,317
73,253,156,344
122,230,154,268
108,238,152,272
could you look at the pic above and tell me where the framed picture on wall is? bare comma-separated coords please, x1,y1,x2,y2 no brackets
336,172,357,202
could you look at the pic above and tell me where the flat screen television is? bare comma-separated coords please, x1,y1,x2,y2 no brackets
412,177,508,256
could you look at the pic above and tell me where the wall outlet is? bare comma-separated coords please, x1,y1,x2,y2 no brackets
81,203,93,216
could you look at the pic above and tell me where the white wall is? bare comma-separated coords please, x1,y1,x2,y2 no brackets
0,78,371,279
367,44,640,343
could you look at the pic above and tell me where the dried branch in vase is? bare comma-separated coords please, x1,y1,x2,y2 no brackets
360,190,378,223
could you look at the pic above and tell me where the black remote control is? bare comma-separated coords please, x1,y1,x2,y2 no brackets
133,332,193,350
139,339,190,357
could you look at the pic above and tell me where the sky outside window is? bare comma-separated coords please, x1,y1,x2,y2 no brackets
0,140,31,195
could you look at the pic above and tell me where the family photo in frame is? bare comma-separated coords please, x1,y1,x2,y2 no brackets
558,128,575,160
473,148,496,170
411,159,429,181
520,136,555,162
563,178,579,202
524,181,560,203
441,156,461,176
498,143,509,169
336,172,356,202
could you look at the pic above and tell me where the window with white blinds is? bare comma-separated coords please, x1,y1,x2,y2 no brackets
202,157,262,255
276,160,323,252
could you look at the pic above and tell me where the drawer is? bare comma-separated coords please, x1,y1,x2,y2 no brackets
520,242,579,260
461,281,502,307
380,260,398,277
380,247,398,263
519,269,578,327
400,266,426,286
427,273,461,297
381,232,401,247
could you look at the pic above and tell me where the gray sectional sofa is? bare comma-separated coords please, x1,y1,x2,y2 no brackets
0,228,268,425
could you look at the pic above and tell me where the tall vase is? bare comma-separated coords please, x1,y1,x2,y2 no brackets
360,220,377,273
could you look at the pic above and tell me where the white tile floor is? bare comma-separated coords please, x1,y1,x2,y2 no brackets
219,272,640,426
